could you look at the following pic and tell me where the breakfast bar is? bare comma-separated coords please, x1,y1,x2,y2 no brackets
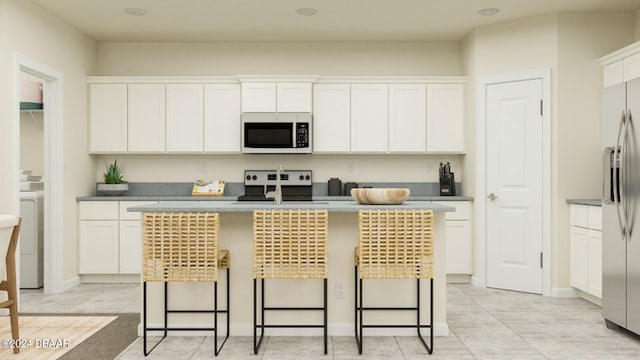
128,200,454,338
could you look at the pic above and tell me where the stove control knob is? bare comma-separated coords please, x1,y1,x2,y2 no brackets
299,175,304,180
305,175,311,180
246,175,251,181
252,175,258,180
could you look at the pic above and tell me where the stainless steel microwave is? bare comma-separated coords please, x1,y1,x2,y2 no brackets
241,113,312,154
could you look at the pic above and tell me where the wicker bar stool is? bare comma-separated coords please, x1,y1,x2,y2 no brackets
253,209,329,355
354,209,434,355
142,212,230,356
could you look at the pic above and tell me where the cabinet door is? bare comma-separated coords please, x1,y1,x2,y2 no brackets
78,201,119,220
389,84,426,153
119,221,142,274
204,84,241,152
313,84,350,152
166,84,204,152
570,226,588,292
351,84,388,152
79,221,118,274
128,84,166,152
588,229,602,298
426,84,464,153
89,84,127,153
445,220,472,274
241,83,276,112
277,83,312,112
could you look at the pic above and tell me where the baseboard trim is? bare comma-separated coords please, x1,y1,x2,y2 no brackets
447,274,471,284
470,276,484,288
63,276,80,291
138,322,449,337
80,274,140,284
551,287,579,298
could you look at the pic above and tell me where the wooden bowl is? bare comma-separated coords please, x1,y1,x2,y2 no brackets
351,188,410,205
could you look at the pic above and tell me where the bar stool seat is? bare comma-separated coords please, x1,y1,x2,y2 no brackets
142,212,230,356
0,216,21,354
354,209,434,355
253,209,328,355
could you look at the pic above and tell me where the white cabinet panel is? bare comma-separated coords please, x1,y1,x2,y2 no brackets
351,84,388,152
313,84,350,152
588,229,602,298
426,84,464,153
166,84,204,152
624,52,640,83
604,60,624,88
128,84,166,152
588,206,602,231
79,221,119,274
119,201,157,220
119,221,142,274
89,84,128,153
78,201,118,220
445,221,471,274
241,83,276,112
570,204,588,228
277,83,312,112
204,84,241,152
570,225,589,292
389,84,426,153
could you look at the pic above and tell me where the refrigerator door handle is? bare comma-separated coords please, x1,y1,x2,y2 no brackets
603,146,615,205
625,109,633,239
615,110,627,239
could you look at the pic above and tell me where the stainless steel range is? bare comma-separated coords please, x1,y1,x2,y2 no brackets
237,169,313,202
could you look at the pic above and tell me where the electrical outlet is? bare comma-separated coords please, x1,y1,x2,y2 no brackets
335,281,345,299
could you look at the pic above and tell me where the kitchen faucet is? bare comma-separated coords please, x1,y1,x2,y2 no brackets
264,165,283,205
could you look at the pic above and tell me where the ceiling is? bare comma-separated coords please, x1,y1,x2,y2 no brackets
31,0,640,42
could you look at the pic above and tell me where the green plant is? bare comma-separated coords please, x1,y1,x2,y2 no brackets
103,159,126,184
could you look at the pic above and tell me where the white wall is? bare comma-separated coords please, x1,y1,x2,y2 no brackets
96,41,462,76
95,154,463,184
635,9,640,40
0,0,96,282
463,11,635,291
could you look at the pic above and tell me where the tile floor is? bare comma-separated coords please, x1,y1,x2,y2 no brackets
20,283,640,359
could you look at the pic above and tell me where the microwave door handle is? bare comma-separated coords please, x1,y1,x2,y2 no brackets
615,110,627,239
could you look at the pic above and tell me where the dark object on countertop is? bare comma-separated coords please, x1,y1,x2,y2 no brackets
328,178,342,196
439,162,456,196
343,182,358,196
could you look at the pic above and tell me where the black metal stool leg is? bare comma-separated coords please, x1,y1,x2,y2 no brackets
323,278,328,355
143,282,168,356
214,268,230,356
415,278,433,355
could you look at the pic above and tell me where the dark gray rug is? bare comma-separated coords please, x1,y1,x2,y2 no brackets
21,313,139,360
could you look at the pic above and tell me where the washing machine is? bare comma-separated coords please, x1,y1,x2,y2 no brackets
20,191,43,289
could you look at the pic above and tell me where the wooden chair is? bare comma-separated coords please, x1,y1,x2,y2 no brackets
142,212,230,356
0,217,21,354
253,209,329,355
354,210,434,355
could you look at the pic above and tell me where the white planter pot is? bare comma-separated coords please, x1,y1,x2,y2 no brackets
96,183,129,196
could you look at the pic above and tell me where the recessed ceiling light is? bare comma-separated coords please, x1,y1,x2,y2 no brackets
478,8,500,16
125,8,147,16
296,8,318,16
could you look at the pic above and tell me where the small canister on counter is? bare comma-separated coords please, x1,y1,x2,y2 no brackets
328,178,342,196
343,182,358,196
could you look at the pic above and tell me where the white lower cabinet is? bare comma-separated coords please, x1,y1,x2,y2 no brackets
79,201,155,275
433,201,472,274
569,204,602,298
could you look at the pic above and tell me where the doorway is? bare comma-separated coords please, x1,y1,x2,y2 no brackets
14,54,64,295
475,69,552,296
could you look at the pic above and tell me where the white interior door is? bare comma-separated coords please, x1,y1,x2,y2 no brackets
486,79,543,294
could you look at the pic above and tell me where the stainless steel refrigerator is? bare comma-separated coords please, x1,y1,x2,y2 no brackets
602,78,640,335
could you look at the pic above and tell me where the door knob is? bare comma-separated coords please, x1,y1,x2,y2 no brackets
487,193,498,201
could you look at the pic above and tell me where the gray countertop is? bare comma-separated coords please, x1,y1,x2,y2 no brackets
566,199,601,206
127,200,455,213
77,195,473,202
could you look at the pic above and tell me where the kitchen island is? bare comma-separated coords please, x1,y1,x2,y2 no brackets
128,200,453,337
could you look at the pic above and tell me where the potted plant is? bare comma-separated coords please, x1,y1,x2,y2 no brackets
96,159,129,196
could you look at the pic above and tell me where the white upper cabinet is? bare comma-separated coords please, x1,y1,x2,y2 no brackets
241,83,277,112
89,84,127,153
426,83,465,153
600,41,640,87
166,84,204,152
351,84,388,153
204,84,241,152
313,84,350,152
389,84,426,153
241,82,312,112
277,83,312,112
128,84,166,152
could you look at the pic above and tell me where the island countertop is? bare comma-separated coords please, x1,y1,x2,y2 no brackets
127,200,456,213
